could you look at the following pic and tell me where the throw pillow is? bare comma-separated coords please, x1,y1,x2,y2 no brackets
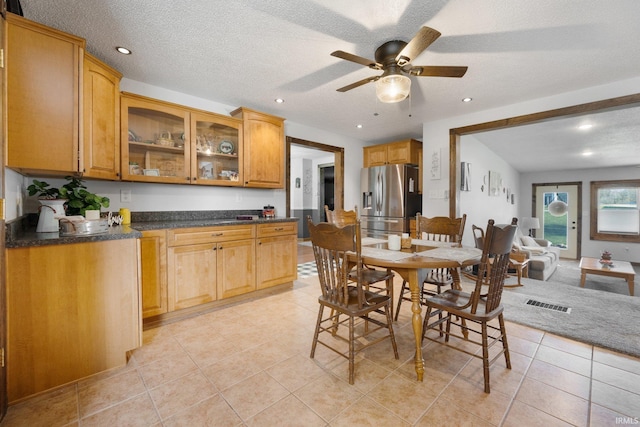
520,235,539,247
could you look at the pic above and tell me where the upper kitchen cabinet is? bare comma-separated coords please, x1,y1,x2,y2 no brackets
6,13,85,175
121,93,244,186
231,107,285,188
363,139,422,167
121,93,191,184
190,111,243,186
82,54,122,180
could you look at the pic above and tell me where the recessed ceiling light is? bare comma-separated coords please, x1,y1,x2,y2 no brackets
582,150,594,156
578,123,593,130
116,46,132,55
462,97,473,103
274,98,284,103
356,124,363,129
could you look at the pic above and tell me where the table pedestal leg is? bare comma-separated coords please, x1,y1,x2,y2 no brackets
408,268,427,382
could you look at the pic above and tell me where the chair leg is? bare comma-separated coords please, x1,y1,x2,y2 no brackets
386,275,394,320
330,309,339,336
311,305,324,358
385,303,399,359
394,280,408,321
481,322,491,393
499,313,512,369
348,315,355,385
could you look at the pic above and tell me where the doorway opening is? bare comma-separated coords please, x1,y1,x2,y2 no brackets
286,136,344,240
318,164,334,221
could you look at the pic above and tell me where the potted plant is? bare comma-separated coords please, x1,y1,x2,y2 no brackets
28,177,110,231
59,176,110,217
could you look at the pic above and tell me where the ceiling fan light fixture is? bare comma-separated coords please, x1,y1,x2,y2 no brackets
376,74,411,103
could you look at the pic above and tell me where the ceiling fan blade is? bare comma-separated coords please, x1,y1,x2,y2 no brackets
336,75,380,92
405,65,468,78
396,26,441,66
331,50,382,69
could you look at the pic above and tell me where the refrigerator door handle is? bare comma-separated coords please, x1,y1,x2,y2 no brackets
375,171,383,215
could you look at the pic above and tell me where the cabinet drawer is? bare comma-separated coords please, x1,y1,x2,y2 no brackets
168,225,255,246
257,222,296,238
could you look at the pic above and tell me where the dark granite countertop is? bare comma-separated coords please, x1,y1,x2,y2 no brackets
130,217,298,231
6,210,300,248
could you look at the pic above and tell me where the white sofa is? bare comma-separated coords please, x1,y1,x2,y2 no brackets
512,228,560,281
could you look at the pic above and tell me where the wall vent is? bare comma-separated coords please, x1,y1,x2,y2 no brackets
525,299,571,313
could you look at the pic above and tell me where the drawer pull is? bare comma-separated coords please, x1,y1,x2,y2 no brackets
211,232,224,236
275,227,284,231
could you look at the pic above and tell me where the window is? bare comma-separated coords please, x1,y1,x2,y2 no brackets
590,180,640,242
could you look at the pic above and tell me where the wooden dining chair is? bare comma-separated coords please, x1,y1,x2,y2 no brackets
422,218,517,393
324,205,395,318
307,217,398,384
394,214,466,320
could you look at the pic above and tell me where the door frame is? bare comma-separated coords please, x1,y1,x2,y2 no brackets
532,182,582,259
285,136,345,217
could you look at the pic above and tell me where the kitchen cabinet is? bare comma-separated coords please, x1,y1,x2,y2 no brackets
190,111,243,186
121,94,191,184
6,239,141,402
140,230,168,318
6,13,85,175
363,139,422,167
82,53,122,180
231,107,285,188
166,225,255,310
121,93,244,186
256,222,298,289
364,138,423,193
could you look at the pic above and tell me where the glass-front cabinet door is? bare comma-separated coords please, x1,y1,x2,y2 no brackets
121,94,191,183
191,112,243,186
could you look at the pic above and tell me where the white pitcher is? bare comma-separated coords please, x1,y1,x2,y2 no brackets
36,199,67,233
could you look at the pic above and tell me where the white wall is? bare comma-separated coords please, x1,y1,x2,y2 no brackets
422,76,640,262
521,166,640,262
421,76,640,217
459,134,520,247
6,79,369,221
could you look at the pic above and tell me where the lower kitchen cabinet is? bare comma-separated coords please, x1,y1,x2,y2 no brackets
142,221,297,322
6,239,142,403
216,238,256,299
140,230,168,317
256,223,297,289
167,239,256,310
168,242,219,310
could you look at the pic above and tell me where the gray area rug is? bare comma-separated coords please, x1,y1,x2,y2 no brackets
496,260,640,358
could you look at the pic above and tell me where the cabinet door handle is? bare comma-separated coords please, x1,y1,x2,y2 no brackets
211,233,224,236
212,246,217,251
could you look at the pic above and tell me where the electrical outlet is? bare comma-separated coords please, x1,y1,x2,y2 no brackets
120,189,132,203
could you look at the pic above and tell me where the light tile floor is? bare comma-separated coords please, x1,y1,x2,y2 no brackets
3,274,640,426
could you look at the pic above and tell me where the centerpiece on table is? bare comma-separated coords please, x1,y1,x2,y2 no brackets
599,250,613,268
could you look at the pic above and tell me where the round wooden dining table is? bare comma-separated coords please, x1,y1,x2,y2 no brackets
356,241,481,382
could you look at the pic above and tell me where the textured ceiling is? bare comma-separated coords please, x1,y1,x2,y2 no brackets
17,0,640,169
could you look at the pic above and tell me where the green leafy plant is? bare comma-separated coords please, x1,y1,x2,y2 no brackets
28,176,110,216
27,179,62,199
59,176,110,216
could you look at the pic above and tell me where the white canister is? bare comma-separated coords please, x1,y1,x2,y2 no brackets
388,234,401,251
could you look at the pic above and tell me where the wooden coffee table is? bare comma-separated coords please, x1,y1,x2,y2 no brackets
579,257,635,296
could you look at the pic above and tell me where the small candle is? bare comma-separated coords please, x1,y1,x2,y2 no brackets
119,208,131,225
388,234,401,251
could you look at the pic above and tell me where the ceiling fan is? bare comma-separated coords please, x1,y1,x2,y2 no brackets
331,26,468,103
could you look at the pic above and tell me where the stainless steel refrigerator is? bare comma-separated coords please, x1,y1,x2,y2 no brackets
360,164,422,236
